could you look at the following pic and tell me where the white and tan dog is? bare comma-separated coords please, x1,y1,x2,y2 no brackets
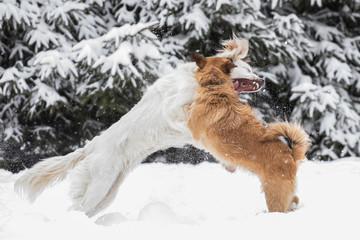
15,37,264,217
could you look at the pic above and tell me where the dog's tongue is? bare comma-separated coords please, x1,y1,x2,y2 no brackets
233,81,240,90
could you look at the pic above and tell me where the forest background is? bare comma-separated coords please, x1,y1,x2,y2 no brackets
1,0,360,172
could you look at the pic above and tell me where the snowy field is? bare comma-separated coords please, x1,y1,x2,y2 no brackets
1,159,360,240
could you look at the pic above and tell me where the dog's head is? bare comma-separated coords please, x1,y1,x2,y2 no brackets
191,53,236,90
216,37,264,94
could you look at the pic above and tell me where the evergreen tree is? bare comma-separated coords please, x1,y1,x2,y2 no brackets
0,0,165,171
285,0,360,159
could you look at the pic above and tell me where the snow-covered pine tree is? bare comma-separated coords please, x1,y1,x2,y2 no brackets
287,0,360,160
72,20,163,132
0,0,164,171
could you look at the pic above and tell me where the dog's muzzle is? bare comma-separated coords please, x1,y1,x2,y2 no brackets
232,78,265,94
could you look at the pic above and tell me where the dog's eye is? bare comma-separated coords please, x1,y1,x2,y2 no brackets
229,58,233,63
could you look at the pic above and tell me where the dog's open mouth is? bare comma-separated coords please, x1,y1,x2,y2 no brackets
232,78,265,94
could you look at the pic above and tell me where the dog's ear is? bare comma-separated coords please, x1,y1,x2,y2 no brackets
217,38,249,60
191,52,206,69
224,61,236,74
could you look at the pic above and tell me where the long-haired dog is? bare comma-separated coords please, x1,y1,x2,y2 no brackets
185,53,311,212
15,37,264,217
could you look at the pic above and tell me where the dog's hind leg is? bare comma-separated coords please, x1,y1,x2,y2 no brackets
69,146,139,217
70,162,121,216
183,104,191,119
85,169,130,217
262,178,295,213
70,142,144,217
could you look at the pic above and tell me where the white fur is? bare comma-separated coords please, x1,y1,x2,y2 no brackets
14,38,261,217
217,37,249,60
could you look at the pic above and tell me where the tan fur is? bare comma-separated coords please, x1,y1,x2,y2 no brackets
186,55,311,213
217,37,249,60
15,148,86,202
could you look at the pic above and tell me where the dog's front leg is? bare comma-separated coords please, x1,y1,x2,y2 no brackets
262,178,295,213
183,104,202,141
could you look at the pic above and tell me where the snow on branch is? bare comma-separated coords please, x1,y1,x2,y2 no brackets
179,4,210,37
73,21,162,89
33,50,78,80
273,13,304,38
46,2,88,26
25,22,60,51
30,79,68,109
0,0,32,27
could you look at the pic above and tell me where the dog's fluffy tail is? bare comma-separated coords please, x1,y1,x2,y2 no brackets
262,122,311,162
14,147,86,202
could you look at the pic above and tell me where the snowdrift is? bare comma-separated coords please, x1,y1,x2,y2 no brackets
1,159,360,240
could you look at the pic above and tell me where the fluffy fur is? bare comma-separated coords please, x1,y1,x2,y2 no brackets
186,54,311,212
14,38,262,217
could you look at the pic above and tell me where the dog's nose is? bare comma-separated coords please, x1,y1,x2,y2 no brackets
258,78,265,89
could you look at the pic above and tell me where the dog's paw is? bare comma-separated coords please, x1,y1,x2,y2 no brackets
287,196,300,212
222,163,237,173
291,195,299,205
183,104,191,112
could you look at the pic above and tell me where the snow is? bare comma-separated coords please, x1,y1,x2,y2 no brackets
103,22,159,44
1,159,360,240
324,57,352,84
33,50,78,80
27,22,59,49
273,13,304,37
179,4,210,34
49,2,88,26
73,39,102,65
292,85,340,118
31,79,68,108
291,82,317,93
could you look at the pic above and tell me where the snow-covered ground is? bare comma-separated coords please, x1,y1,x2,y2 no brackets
1,159,360,240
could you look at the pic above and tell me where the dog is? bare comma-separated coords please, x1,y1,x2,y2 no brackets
14,37,264,217
185,53,311,212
